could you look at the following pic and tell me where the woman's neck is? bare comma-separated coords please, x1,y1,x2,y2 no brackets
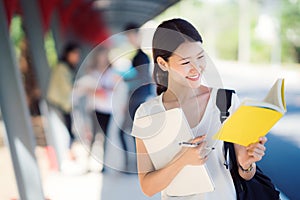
164,83,207,104
164,88,192,103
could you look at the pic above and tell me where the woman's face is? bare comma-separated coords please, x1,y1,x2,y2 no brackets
67,49,81,67
167,41,206,88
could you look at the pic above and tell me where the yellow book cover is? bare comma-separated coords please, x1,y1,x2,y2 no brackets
213,79,287,146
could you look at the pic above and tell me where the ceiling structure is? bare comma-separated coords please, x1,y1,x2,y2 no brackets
93,0,180,33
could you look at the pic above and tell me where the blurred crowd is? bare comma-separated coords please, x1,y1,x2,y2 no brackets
15,22,154,174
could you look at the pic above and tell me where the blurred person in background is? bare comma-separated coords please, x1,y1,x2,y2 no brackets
123,23,154,120
87,46,122,172
119,23,154,172
76,46,127,172
47,42,81,161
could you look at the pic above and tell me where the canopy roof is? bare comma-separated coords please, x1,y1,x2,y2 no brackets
94,0,180,33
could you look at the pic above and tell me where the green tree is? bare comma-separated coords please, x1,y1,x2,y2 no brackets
281,0,300,63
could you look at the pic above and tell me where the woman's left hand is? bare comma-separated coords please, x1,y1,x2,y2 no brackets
235,137,267,169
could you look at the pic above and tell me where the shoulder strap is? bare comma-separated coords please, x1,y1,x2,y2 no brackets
216,88,235,123
216,88,235,169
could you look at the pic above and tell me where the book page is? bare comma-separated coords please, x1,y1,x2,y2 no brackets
263,79,285,112
243,99,282,112
281,79,287,111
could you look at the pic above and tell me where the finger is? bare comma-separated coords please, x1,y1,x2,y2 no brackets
257,143,266,152
246,142,257,150
247,145,264,154
253,151,264,161
247,143,266,151
247,152,262,162
247,144,266,152
196,141,207,151
197,154,209,162
249,148,265,157
259,136,268,145
246,137,267,149
191,135,206,143
248,149,265,159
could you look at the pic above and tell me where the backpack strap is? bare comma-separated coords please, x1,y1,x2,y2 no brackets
216,89,235,123
216,88,235,169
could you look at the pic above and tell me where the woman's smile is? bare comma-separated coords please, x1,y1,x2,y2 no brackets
185,73,200,81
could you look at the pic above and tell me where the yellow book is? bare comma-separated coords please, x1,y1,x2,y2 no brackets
213,79,287,146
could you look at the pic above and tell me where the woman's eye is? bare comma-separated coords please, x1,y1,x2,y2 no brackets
181,61,190,65
197,55,204,60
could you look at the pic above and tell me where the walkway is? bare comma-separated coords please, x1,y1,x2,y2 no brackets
0,61,299,200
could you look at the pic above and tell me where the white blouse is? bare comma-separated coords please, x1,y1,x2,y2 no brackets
134,88,240,200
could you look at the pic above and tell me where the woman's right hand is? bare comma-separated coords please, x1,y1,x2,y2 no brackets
177,135,208,166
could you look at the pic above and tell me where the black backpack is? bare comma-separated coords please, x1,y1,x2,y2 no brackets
216,89,280,200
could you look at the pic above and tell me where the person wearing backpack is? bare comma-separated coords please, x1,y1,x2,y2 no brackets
133,18,270,200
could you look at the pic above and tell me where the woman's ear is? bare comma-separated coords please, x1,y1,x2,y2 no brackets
156,57,168,71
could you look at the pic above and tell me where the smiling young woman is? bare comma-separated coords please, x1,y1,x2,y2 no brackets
133,18,267,200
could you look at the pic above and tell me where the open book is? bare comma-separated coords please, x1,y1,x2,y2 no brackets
132,108,214,196
213,78,286,146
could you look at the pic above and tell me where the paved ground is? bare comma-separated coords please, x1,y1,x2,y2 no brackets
0,61,299,200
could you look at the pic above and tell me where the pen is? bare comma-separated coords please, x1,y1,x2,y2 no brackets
178,142,201,147
178,142,216,151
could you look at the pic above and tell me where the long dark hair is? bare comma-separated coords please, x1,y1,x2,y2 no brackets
60,42,80,69
152,18,203,95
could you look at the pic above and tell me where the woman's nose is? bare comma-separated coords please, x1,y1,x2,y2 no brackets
190,60,205,73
